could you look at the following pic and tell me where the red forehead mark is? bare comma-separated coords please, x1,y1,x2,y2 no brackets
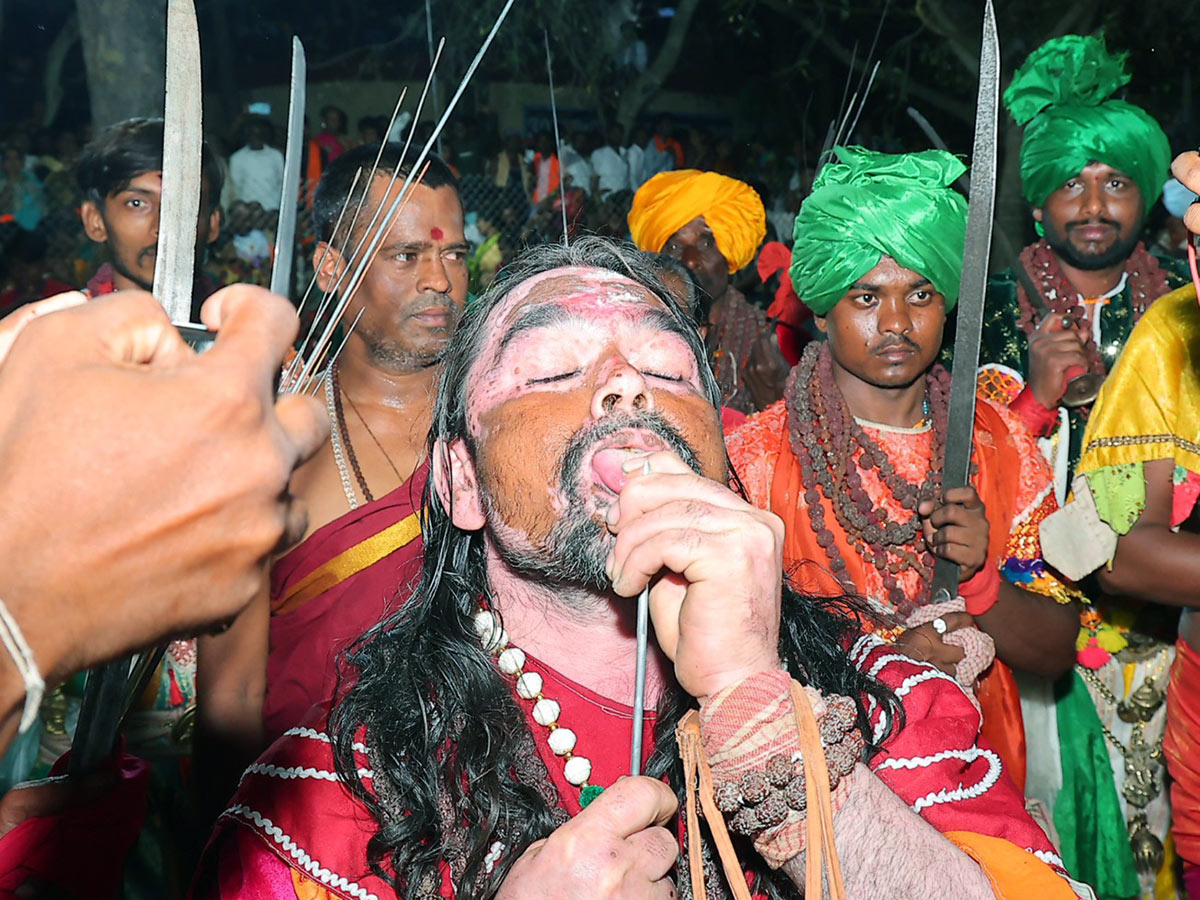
430,226,444,240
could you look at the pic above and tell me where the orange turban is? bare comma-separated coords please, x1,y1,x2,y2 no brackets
628,170,766,272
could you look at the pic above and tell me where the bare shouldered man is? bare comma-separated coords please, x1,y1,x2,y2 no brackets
195,143,469,804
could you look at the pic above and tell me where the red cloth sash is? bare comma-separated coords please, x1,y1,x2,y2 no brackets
263,463,428,741
0,746,150,898
1166,637,1200,866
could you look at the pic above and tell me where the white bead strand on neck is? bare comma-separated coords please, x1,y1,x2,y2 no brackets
474,608,603,807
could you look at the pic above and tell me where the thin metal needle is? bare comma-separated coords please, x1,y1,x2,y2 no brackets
631,585,649,776
630,456,653,776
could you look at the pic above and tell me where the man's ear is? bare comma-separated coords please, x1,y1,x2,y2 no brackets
432,437,486,530
1032,207,1044,225
80,200,108,244
206,206,221,245
814,314,828,335
314,241,346,293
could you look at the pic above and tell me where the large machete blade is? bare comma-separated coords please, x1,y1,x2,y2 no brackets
270,37,306,299
151,0,203,325
930,0,1000,601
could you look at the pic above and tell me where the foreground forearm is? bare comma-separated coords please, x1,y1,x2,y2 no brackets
976,584,1077,678
782,766,995,899
1098,526,1200,607
194,601,269,824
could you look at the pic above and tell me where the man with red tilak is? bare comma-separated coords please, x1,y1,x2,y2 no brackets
196,145,471,810
976,36,1188,897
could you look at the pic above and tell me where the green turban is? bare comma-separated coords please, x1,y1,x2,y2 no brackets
1005,34,1170,217
789,146,968,316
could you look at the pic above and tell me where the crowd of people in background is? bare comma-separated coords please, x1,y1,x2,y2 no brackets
0,103,823,319
5,29,1200,900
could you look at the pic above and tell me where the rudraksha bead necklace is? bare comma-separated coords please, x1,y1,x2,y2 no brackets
1015,238,1168,380
785,342,951,615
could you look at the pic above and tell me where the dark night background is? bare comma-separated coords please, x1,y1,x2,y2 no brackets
1,0,1198,291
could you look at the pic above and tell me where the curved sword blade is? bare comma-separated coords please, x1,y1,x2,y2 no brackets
931,0,999,600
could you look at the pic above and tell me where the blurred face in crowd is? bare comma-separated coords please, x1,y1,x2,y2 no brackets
2,148,23,179
662,216,730,303
80,171,220,291
246,121,271,150
322,106,346,135
1034,161,1144,270
315,176,469,371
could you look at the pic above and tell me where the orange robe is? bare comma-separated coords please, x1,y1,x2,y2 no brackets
727,394,1076,790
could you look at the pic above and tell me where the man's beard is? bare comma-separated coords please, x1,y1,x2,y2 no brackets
484,411,705,593
1044,215,1143,271
362,292,460,370
110,244,156,292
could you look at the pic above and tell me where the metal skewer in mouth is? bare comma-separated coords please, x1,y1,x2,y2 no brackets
630,585,649,776
630,456,652,777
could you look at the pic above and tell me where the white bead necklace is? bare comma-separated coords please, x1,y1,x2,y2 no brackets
473,608,604,807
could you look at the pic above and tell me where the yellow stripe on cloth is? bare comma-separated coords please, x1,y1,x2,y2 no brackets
291,870,332,900
945,831,1077,899
274,511,422,616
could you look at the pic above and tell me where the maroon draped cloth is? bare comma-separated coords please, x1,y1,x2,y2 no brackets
263,463,428,742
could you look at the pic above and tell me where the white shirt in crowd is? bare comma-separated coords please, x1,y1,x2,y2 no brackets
559,142,594,194
625,142,646,189
228,145,285,212
590,145,631,197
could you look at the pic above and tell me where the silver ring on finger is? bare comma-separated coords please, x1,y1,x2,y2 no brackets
932,617,948,636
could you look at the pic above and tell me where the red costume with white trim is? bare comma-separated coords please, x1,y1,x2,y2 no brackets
191,638,1067,899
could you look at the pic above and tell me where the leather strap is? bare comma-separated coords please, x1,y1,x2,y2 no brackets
676,682,847,900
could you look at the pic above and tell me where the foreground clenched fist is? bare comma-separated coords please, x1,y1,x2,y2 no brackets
0,286,327,693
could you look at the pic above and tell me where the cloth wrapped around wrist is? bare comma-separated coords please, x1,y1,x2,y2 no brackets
696,670,859,868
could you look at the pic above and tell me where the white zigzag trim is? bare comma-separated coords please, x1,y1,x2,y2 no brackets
244,762,373,782
850,634,885,669
866,652,925,681
876,747,1002,813
893,666,961,700
484,840,505,875
283,725,369,755
225,803,379,900
1032,848,1065,869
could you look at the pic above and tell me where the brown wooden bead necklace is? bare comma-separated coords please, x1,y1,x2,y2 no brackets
785,342,952,615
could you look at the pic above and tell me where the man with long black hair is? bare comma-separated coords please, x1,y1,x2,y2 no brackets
193,238,1082,899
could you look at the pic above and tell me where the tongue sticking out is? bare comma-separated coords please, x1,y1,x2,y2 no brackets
590,448,649,494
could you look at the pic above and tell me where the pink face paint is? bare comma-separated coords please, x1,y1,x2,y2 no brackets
430,226,444,240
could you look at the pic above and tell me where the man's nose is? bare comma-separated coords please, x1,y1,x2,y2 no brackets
878,297,913,334
417,254,452,295
1080,179,1105,218
591,359,653,418
681,246,703,271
